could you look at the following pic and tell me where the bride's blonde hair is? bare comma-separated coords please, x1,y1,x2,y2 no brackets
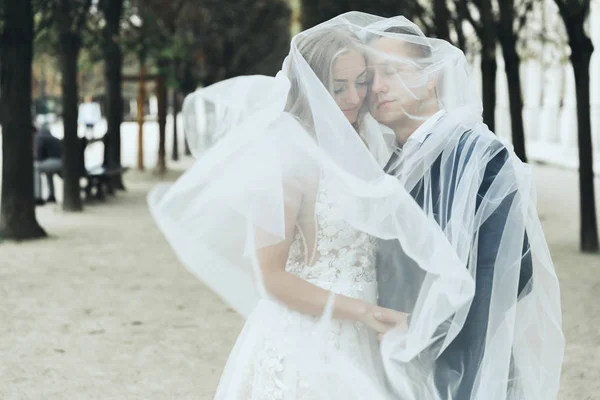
284,26,368,142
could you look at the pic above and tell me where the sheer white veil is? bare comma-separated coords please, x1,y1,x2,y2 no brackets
361,14,563,400
148,11,563,400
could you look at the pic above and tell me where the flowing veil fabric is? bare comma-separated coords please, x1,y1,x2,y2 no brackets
148,12,563,400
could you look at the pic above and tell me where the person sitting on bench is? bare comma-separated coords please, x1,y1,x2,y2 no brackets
33,124,62,205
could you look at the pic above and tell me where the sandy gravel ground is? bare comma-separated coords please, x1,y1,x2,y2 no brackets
0,131,599,399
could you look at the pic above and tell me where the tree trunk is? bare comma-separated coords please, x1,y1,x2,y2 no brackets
433,0,451,42
480,0,497,132
454,17,467,52
171,88,180,161
566,20,599,252
481,49,497,132
453,0,470,52
179,62,195,157
184,137,191,156
0,0,46,240
137,59,146,171
102,0,125,190
59,32,83,212
157,73,167,174
40,62,47,107
499,35,527,162
498,0,527,162
300,0,345,29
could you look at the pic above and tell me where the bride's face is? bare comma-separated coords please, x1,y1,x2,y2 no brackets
331,50,368,124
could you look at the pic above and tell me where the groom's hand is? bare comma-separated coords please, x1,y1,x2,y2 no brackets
373,306,409,341
360,304,406,336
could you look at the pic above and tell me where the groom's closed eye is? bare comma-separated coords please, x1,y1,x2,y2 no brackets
384,65,397,76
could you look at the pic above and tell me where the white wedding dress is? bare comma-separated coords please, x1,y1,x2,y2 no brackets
214,173,386,399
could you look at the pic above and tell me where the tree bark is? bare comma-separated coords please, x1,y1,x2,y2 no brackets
179,61,195,157
137,59,146,171
171,88,180,161
451,0,468,53
0,0,46,240
480,0,497,132
58,31,83,212
565,17,598,252
498,0,527,162
300,0,346,29
453,18,467,52
481,51,497,132
101,0,125,190
184,136,191,156
502,43,527,162
433,0,451,42
157,73,167,174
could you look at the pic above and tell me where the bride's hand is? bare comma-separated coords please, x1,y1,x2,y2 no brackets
373,306,409,328
371,305,410,341
360,304,409,335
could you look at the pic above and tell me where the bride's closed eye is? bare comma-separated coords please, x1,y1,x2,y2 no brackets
334,84,347,95
356,70,371,87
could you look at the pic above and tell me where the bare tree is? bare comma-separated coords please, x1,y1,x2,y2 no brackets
554,0,598,252
497,0,535,162
49,0,92,211
459,0,498,131
449,0,468,51
433,0,452,42
142,0,189,162
98,0,126,189
171,87,181,161
459,0,535,161
192,0,291,85
301,0,436,36
0,0,47,239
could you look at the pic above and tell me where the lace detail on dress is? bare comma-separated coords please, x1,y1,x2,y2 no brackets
220,173,383,399
236,308,343,400
239,338,287,400
285,223,308,278
285,173,377,290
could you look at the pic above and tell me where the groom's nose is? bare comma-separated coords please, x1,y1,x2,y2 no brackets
371,70,387,95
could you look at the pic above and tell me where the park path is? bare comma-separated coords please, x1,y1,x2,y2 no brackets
1,154,599,399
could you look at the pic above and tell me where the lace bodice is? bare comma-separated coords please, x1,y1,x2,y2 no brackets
285,175,377,292
222,175,384,400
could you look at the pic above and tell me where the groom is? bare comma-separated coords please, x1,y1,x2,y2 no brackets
368,26,534,399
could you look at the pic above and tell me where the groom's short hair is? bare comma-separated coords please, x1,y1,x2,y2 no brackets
367,26,433,60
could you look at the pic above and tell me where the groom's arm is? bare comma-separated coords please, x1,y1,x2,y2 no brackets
433,147,533,399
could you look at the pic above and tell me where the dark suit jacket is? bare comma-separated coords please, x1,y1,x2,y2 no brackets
34,129,62,161
377,129,533,399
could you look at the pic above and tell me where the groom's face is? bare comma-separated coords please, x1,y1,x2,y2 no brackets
367,37,433,127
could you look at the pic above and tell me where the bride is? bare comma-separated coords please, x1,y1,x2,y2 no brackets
212,26,403,398
151,21,409,398
148,12,563,400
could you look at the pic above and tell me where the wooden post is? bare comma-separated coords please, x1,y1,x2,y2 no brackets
137,62,146,171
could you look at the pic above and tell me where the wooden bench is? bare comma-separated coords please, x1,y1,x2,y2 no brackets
77,136,129,201
83,165,129,200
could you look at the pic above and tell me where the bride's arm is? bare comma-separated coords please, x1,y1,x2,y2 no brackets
255,183,404,332
258,242,370,322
